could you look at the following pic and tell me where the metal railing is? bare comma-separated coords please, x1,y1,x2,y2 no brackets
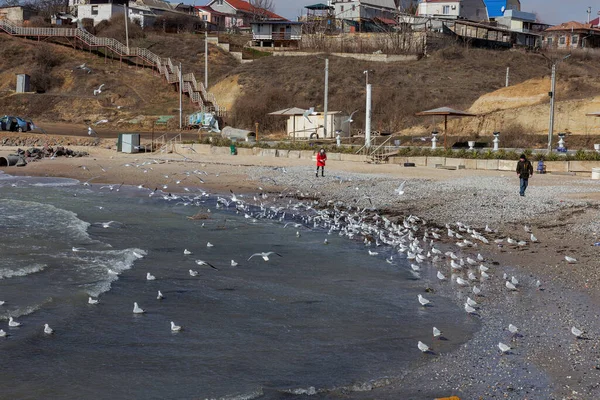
0,19,225,116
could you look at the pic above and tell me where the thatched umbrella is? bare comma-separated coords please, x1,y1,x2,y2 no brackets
415,107,477,149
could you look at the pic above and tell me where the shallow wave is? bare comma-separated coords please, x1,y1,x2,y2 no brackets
81,248,147,297
1,199,92,243
214,388,264,400
0,298,53,320
0,264,46,279
30,179,80,187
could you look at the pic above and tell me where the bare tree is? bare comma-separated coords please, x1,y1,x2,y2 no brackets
23,0,68,17
249,0,275,21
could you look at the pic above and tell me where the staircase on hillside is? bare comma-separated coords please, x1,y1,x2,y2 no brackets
0,19,225,116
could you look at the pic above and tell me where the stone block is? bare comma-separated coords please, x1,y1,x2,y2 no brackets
544,161,569,173
300,150,315,159
445,158,466,168
340,153,367,162
464,159,477,170
498,160,515,171
327,152,341,161
276,149,289,158
210,146,230,156
476,159,499,170
260,149,277,157
235,148,254,156
569,161,600,173
287,150,301,159
389,156,408,165
426,156,446,167
406,156,427,166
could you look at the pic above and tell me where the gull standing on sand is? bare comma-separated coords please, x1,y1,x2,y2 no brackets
456,277,468,286
417,294,430,306
133,302,145,314
466,297,478,307
248,252,283,262
464,303,476,314
505,281,517,291
417,341,430,353
571,326,583,338
433,327,442,338
436,271,446,280
472,286,481,295
565,256,577,263
498,342,511,354
508,324,519,337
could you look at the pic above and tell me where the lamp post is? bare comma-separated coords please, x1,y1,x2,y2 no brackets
179,62,182,130
204,30,208,90
547,53,571,153
124,2,129,54
323,57,329,138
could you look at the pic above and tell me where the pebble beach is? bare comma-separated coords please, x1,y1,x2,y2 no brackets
2,144,600,399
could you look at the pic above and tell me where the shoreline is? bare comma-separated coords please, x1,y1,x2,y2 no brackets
2,145,600,399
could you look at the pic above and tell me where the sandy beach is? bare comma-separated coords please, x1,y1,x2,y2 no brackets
2,143,600,399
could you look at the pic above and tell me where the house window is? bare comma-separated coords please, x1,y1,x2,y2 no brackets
558,36,565,45
340,5,344,12
352,5,355,11
91,5,98,15
547,37,553,46
572,34,578,45
442,5,450,14
202,15,207,20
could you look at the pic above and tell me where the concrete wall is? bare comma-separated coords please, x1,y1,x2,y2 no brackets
271,51,418,63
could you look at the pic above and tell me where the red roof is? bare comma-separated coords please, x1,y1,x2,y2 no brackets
195,5,229,16
546,20,600,32
222,0,286,20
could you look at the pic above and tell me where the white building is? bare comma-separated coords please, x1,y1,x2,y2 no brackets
77,3,125,25
287,112,349,139
251,21,302,47
417,0,488,21
333,0,397,20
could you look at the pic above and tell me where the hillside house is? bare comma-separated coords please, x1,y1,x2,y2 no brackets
482,0,520,19
195,5,227,31
332,0,398,32
495,9,547,33
251,20,302,47
417,0,488,21
0,5,39,24
543,21,600,49
77,0,193,27
205,0,285,32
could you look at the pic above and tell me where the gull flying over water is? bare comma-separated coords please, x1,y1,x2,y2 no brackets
195,260,218,270
93,83,105,96
248,252,282,262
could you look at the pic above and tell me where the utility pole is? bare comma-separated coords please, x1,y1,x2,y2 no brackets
588,6,592,23
365,84,372,148
179,62,183,130
204,30,208,89
124,2,129,54
548,63,556,153
505,67,510,87
323,57,329,138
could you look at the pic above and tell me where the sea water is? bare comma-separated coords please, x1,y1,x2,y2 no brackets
0,173,478,399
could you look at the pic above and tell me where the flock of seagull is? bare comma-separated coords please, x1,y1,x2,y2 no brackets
1,164,586,359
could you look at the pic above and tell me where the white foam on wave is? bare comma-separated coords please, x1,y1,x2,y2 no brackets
1,199,92,243
213,388,264,400
81,248,148,297
0,263,46,280
0,298,53,320
30,179,80,187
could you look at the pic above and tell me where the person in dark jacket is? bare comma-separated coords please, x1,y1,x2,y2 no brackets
516,154,533,196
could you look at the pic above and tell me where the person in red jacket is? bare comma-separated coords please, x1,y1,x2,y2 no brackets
316,148,327,177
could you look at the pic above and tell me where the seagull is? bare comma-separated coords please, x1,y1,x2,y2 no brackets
464,303,476,314
248,252,283,262
302,107,316,123
417,294,431,306
456,277,468,286
88,297,99,305
133,251,144,259
343,109,359,124
510,276,519,285
8,317,21,327
477,253,484,261
368,250,378,256
472,286,481,295
530,234,538,242
133,302,145,314
466,297,478,307
195,260,218,270
170,321,182,332
146,272,156,281
468,272,477,281
417,341,430,353
74,63,92,73
565,256,577,263
498,342,511,354
0,300,5,306
157,290,164,300
395,181,406,196
93,83,105,96
508,324,518,335
183,249,192,255
433,327,442,338
436,271,446,280
206,242,214,248
481,271,490,279
0,330,6,337
505,281,517,291
571,326,583,338
189,269,199,277
231,260,238,267
44,323,54,335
